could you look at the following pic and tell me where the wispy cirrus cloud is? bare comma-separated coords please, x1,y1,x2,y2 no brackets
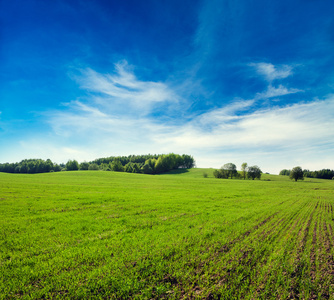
249,62,293,82
73,61,180,116
247,62,302,100
159,96,334,149
255,84,302,99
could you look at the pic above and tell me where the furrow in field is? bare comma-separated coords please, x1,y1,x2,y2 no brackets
241,200,316,299
216,212,280,255
248,201,317,298
313,200,334,299
309,219,318,299
288,201,319,299
320,220,334,298
159,212,285,299
205,202,314,298
257,200,314,245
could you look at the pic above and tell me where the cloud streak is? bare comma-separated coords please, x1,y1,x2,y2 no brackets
161,96,334,149
256,84,302,99
249,62,293,82
74,61,179,116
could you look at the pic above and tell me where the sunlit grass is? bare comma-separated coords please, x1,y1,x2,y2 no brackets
1,170,333,299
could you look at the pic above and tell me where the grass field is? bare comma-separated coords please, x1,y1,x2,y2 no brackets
1,169,334,299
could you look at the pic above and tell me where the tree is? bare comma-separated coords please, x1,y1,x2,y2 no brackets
88,163,99,170
53,164,62,172
132,163,141,173
247,165,262,180
124,163,133,173
241,162,248,180
213,169,229,179
110,159,124,172
181,154,195,168
45,159,54,172
222,163,238,179
142,162,154,174
279,169,291,176
289,166,304,182
66,160,79,171
154,157,164,174
79,162,90,170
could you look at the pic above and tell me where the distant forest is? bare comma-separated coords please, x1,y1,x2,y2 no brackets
0,154,195,175
279,168,334,180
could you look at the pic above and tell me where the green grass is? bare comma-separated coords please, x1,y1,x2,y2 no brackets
1,169,333,299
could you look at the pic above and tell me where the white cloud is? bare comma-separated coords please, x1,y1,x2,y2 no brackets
162,96,334,148
156,96,334,173
249,62,293,81
256,84,302,99
75,61,179,115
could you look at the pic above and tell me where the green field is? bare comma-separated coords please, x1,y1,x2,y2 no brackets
1,170,334,299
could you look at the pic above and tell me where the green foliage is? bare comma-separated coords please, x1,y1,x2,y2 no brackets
214,163,238,179
289,166,304,182
79,162,90,170
303,168,334,180
142,160,154,174
132,163,141,173
110,159,124,172
90,153,195,170
279,169,291,176
0,154,195,176
247,165,262,180
241,162,248,180
88,163,99,170
280,168,334,180
0,170,333,299
213,168,229,179
124,162,134,173
222,163,238,179
66,159,79,171
0,159,61,174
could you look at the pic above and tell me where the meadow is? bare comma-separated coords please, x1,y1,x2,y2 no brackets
0,169,333,299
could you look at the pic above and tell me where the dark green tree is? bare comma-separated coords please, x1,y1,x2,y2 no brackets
247,166,262,180
111,159,124,172
79,162,89,170
142,161,154,174
124,163,133,173
222,163,238,179
53,164,62,172
66,160,79,171
213,169,229,179
132,163,141,173
279,169,291,176
289,166,304,181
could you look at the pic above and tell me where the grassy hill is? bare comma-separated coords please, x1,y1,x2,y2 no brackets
1,170,333,299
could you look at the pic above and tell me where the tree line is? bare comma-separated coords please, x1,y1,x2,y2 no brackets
0,159,63,174
0,154,195,175
279,168,334,180
213,163,262,180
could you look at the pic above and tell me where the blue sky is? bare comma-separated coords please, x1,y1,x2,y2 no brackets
1,0,334,173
